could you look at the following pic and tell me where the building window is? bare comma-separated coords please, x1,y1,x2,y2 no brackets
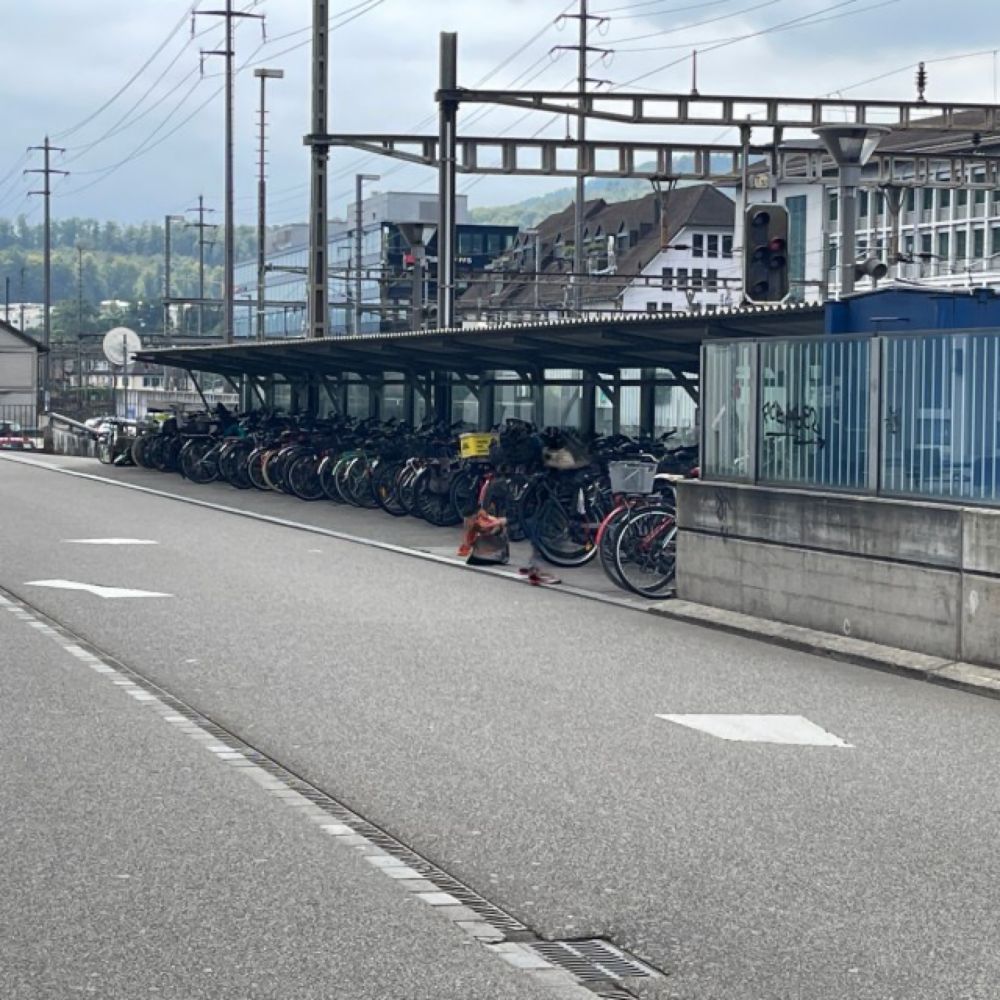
939,188,951,209
661,266,673,289
692,268,703,289
859,190,869,217
677,267,688,287
906,189,916,212
722,234,733,258
991,226,1000,257
937,231,950,260
692,234,704,257
975,189,987,207
661,302,672,313
957,189,969,208
707,234,719,258
922,189,934,211
707,268,719,290
646,301,658,313
921,233,933,256
974,227,985,259
828,192,838,222
956,230,968,260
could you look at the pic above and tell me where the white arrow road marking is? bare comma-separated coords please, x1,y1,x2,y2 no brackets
25,580,173,599
656,714,852,747
63,538,159,545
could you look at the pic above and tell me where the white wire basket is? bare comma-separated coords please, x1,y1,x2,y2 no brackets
608,460,658,495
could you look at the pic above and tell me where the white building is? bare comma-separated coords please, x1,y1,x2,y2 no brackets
733,125,1000,299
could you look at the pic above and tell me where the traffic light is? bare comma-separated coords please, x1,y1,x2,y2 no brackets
743,203,790,304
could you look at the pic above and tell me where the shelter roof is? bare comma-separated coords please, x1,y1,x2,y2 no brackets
134,302,823,381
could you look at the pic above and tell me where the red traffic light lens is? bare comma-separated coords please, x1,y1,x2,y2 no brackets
768,237,786,252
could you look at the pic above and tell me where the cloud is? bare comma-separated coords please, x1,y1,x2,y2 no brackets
0,0,995,223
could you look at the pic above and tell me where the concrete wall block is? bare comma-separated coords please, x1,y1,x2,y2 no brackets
960,572,1000,668
677,532,960,659
962,508,1000,576
676,481,962,569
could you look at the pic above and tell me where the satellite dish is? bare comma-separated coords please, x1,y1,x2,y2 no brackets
102,327,142,368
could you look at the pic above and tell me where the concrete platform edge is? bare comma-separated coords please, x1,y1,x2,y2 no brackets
646,598,1000,699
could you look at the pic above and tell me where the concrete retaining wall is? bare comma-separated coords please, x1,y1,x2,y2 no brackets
675,482,1000,668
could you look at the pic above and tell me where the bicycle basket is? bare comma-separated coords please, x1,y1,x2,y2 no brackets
459,432,497,460
608,460,657,494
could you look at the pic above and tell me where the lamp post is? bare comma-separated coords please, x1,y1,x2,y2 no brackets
353,173,380,334
254,68,284,342
813,125,890,297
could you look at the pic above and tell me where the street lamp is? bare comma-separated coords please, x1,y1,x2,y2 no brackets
254,67,284,342
813,124,891,296
354,173,380,334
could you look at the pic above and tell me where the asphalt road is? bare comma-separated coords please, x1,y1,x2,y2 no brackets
3,453,1000,999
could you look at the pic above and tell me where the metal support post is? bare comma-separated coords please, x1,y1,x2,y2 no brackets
839,167,859,297
437,32,458,330
255,68,284,341
354,172,379,334
307,0,331,339
574,1,587,312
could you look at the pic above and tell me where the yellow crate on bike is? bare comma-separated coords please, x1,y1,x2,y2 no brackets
459,432,498,460
608,460,657,495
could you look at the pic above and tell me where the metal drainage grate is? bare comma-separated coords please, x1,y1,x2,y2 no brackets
528,939,655,983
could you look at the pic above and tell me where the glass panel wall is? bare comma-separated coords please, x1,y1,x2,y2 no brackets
881,332,1000,502
759,337,870,489
702,342,753,479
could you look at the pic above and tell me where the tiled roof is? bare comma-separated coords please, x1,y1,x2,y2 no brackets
464,184,735,311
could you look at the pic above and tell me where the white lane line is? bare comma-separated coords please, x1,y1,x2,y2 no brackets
25,580,173,599
63,538,159,545
656,714,853,747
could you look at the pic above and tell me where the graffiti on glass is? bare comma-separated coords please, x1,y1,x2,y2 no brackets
762,401,826,449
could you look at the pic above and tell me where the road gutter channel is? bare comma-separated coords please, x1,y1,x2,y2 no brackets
0,582,661,1000
4,452,1000,701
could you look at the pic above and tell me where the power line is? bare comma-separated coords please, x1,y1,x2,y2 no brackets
606,0,783,45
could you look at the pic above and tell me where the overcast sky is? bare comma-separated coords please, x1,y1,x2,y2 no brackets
0,0,997,226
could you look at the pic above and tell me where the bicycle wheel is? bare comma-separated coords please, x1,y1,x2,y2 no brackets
345,457,379,509
318,454,343,502
372,459,408,516
597,505,631,590
181,439,219,484
247,448,271,491
449,465,484,520
520,476,601,567
413,465,462,526
614,507,678,598
480,473,527,542
397,463,422,517
288,454,324,501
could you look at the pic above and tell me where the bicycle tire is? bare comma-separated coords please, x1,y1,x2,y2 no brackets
449,465,484,520
614,508,678,598
372,459,408,516
413,465,462,526
288,454,325,501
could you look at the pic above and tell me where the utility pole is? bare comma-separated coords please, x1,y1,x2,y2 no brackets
306,0,330,339
76,245,84,392
196,3,264,343
354,173,379,334
19,267,25,332
254,67,284,342
186,196,217,335
25,136,68,408
554,3,611,312
164,214,185,337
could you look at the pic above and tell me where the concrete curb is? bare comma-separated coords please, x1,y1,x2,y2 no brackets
5,452,1000,701
646,598,1000,700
